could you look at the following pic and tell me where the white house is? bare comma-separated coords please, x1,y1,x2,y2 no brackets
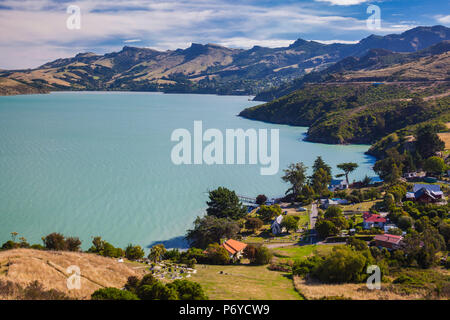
271,215,283,235
329,179,349,191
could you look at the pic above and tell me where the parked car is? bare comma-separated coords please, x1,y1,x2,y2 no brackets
298,207,307,211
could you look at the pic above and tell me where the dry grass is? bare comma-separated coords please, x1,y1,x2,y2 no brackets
438,132,450,150
0,249,145,300
293,276,426,300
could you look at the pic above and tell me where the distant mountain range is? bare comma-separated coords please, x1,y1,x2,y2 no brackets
0,25,449,96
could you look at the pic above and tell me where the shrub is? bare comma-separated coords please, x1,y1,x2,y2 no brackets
313,246,370,283
91,287,139,300
245,217,264,232
167,280,208,300
205,243,230,265
254,246,272,265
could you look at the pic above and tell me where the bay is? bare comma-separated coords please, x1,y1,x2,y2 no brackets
0,92,376,249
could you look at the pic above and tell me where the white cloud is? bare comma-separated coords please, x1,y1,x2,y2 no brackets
435,15,450,24
315,0,370,5
0,0,417,69
124,39,142,43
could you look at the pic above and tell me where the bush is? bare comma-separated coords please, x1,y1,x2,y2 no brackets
258,204,282,222
125,244,145,260
254,246,272,265
205,243,230,265
245,217,263,232
91,287,139,300
313,246,371,283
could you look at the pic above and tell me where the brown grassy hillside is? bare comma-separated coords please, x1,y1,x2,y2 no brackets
0,249,144,299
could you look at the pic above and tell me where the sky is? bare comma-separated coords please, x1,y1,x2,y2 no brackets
0,0,448,69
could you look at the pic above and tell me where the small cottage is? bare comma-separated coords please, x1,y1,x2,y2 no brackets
373,234,403,250
221,239,247,260
363,213,386,229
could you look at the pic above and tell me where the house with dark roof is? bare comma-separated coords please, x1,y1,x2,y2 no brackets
221,239,247,260
406,184,443,203
373,234,403,250
363,213,386,229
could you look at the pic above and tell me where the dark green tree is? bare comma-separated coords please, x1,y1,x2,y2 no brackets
206,187,246,220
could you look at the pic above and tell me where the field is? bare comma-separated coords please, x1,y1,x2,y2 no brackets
191,264,302,300
0,249,144,299
272,244,340,261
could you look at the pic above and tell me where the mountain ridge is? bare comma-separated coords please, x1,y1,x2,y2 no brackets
0,25,449,96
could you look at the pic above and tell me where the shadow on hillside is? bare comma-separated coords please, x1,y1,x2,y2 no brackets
147,236,189,249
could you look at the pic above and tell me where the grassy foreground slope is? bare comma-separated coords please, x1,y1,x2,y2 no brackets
0,249,143,299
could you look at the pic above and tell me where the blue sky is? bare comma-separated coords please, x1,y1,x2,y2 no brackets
0,0,448,69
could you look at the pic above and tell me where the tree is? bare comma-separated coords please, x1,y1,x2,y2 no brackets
65,237,82,252
324,206,343,219
336,162,358,185
423,156,446,177
91,287,139,300
10,232,18,242
138,283,178,300
315,219,338,239
281,215,298,233
255,194,268,205
397,215,414,231
243,244,258,261
148,244,167,262
310,157,332,195
415,125,445,159
42,233,67,251
185,216,240,249
88,236,123,258
206,187,246,220
167,280,208,300
282,162,307,198
257,204,282,222
245,217,263,232
125,244,145,260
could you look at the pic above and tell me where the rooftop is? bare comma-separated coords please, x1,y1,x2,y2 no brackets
222,239,247,255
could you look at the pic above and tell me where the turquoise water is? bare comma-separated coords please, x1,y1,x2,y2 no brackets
0,92,375,249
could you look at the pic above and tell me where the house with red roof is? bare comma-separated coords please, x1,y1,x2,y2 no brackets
363,213,387,229
221,239,247,260
374,234,403,250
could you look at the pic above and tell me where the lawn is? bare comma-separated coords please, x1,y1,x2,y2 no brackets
191,264,302,300
273,244,341,261
341,200,381,212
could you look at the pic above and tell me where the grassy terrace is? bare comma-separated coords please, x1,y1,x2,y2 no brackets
191,264,302,300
